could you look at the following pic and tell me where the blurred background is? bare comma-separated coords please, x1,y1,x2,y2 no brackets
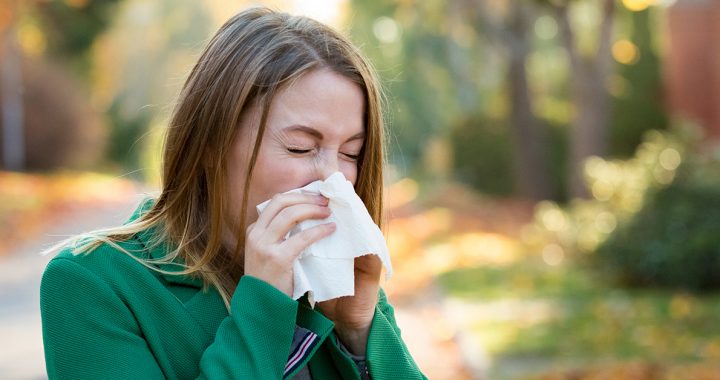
1,0,720,379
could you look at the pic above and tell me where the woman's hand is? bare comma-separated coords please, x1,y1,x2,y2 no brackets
244,191,383,355
244,193,336,297
317,253,383,356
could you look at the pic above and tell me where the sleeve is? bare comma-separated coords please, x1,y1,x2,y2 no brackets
324,288,427,380
365,289,427,379
197,275,303,379
40,259,317,379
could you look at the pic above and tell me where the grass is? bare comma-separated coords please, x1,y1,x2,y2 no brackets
437,259,720,379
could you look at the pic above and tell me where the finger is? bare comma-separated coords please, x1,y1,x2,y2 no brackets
281,222,336,256
265,203,332,242
256,192,328,229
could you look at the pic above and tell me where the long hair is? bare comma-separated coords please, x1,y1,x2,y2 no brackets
47,7,386,308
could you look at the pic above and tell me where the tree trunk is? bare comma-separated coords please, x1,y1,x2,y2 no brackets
1,1,24,171
568,62,610,198
556,0,615,198
507,2,552,200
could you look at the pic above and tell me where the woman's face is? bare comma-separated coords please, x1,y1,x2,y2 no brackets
224,68,366,245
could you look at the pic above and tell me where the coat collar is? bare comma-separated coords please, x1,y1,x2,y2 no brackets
127,198,205,288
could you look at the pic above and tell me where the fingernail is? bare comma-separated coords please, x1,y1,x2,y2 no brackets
317,196,329,204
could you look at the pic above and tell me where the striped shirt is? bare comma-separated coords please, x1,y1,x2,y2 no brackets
288,326,370,379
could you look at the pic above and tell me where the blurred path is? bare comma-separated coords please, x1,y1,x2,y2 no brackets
0,192,148,379
391,284,477,380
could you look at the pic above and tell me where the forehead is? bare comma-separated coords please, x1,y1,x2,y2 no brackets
266,69,366,138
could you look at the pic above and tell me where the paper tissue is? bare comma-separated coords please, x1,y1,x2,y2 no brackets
256,172,392,305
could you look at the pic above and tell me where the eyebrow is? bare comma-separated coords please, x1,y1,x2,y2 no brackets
283,125,365,142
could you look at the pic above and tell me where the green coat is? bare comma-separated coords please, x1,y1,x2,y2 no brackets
40,201,426,379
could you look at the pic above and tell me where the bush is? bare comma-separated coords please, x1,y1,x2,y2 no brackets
596,162,720,292
524,129,686,258
450,114,514,195
0,57,106,171
523,125,720,292
450,114,567,198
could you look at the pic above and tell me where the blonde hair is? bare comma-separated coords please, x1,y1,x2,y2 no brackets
46,7,386,308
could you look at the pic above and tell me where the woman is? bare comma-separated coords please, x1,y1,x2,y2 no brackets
40,6,426,380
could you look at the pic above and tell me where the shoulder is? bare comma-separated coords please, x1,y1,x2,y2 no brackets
42,235,159,295
42,196,165,286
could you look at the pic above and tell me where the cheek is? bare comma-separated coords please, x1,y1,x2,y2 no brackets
250,157,314,200
340,161,359,185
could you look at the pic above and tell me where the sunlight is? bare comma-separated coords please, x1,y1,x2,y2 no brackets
289,0,348,28
659,148,682,171
203,1,348,29
622,0,656,12
17,20,46,56
612,39,640,65
373,16,401,44
541,243,564,266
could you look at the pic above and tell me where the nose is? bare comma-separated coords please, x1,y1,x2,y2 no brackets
315,150,339,180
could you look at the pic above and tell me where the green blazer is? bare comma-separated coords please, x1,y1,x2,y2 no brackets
40,201,426,379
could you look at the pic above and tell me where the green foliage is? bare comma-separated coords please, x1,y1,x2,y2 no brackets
525,128,688,258
526,123,720,292
544,122,570,200
449,115,514,195
348,0,669,201
597,160,720,292
35,0,121,59
610,8,668,158
349,0,499,174
98,0,212,178
449,115,568,198
105,97,151,178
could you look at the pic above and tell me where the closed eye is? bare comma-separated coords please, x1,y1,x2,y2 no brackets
342,153,360,160
287,148,313,154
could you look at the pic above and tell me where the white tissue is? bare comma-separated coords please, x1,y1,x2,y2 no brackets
256,172,392,305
